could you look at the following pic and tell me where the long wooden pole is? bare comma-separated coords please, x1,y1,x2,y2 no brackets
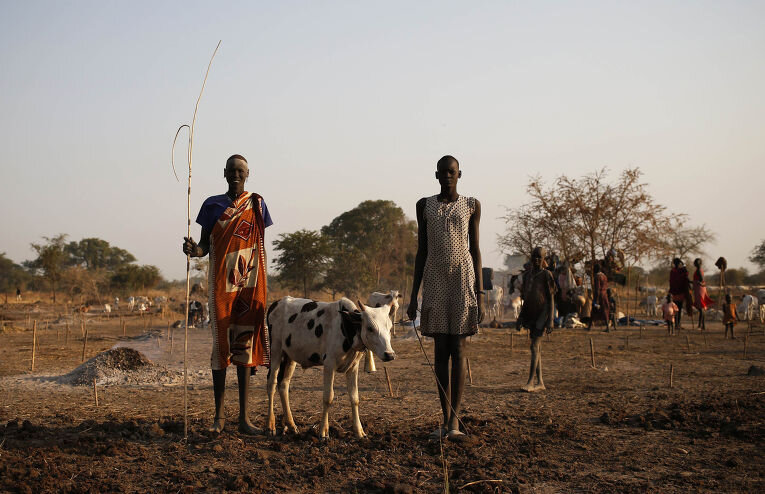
590,338,596,368
174,40,221,441
81,327,89,363
30,320,37,371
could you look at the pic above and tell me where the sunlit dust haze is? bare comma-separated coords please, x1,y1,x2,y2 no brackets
1,1,764,280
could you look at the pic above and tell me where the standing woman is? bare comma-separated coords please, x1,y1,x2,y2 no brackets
669,258,692,329
407,155,483,439
692,258,714,330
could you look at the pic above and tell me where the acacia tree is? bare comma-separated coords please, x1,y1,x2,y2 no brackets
0,253,31,302
272,229,330,298
65,238,136,270
750,240,765,270
666,225,716,263
499,168,679,273
24,234,69,303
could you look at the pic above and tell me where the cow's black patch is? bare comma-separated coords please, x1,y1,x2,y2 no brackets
317,309,325,317
339,309,362,339
309,353,321,364
301,301,318,313
266,300,279,325
307,319,315,329
286,334,292,347
288,313,297,323
343,339,352,352
314,324,323,338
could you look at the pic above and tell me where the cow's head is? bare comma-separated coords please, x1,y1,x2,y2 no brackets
357,300,396,362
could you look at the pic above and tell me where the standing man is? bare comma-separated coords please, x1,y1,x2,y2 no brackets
182,154,272,434
407,155,483,439
517,247,556,392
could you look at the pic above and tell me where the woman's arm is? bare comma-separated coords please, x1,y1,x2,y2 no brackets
407,198,428,321
468,199,484,323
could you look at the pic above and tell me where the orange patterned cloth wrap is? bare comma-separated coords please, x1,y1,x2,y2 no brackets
208,192,270,370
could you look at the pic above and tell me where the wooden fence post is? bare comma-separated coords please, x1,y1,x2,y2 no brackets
30,320,37,371
670,364,674,388
81,328,89,363
384,367,394,397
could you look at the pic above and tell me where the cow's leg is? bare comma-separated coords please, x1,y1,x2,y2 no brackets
210,368,227,433
277,358,298,434
266,346,282,436
236,365,258,435
319,366,336,439
346,363,366,438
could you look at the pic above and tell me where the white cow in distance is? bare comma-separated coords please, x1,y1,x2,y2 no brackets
486,286,504,320
738,295,759,322
266,297,396,439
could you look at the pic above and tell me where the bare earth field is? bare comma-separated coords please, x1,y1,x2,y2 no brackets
1,302,763,493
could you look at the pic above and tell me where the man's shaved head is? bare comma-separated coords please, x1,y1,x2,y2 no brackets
226,154,248,168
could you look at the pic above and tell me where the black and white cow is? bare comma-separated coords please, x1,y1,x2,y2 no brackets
266,296,396,438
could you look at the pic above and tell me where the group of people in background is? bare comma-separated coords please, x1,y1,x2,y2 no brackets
663,257,737,336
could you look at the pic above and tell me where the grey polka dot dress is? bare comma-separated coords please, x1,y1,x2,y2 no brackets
420,195,479,336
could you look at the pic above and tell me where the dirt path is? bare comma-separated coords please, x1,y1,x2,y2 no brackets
1,304,764,492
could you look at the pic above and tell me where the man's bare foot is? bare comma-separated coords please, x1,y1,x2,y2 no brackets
208,417,225,434
446,429,466,440
534,383,546,391
238,417,259,435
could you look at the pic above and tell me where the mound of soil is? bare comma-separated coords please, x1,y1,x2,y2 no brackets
58,348,155,386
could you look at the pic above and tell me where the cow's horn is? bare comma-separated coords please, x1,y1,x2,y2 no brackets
357,300,367,311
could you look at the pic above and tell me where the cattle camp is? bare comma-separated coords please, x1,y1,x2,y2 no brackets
2,3,764,493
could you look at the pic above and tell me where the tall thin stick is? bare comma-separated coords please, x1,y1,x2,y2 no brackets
670,364,674,388
384,366,394,398
31,320,37,371
173,40,222,441
81,327,89,363
466,358,473,385
589,338,596,368
93,378,99,407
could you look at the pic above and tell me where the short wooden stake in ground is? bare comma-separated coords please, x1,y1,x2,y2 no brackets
30,320,37,371
65,322,70,345
81,320,85,338
703,332,708,347
122,320,126,337
640,324,644,339
510,333,514,354
670,364,674,388
384,366,394,398
93,378,99,407
81,328,89,363
686,335,691,353
589,338,596,368
467,358,474,385
626,336,630,350
744,335,749,359
170,328,174,355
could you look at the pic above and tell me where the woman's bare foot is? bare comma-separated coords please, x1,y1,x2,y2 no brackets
208,417,225,434
238,417,259,435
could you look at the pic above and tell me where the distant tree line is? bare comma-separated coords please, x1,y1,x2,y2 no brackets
1,234,163,303
271,200,416,299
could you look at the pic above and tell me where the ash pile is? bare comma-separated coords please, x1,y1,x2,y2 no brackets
57,348,174,386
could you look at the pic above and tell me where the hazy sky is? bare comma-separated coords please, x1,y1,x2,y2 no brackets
1,1,764,281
